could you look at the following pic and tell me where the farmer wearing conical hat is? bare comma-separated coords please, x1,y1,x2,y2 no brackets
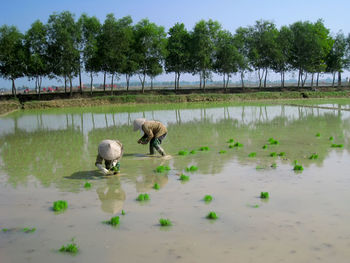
133,118,167,156
95,140,123,175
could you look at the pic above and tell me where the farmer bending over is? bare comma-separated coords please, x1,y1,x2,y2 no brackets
95,139,123,175
133,118,167,156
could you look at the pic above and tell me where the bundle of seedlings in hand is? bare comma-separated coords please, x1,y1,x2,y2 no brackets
84,182,92,189
178,150,189,156
137,193,150,201
186,166,198,172
59,238,79,254
53,200,68,212
248,152,256,157
270,152,277,157
309,153,318,160
105,216,120,226
179,174,190,181
331,144,343,148
260,192,269,199
156,165,171,173
203,195,213,203
206,211,218,220
227,139,234,143
199,146,210,151
219,150,227,154
159,218,172,226
268,138,279,145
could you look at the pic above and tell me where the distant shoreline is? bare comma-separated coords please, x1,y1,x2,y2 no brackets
1,89,350,116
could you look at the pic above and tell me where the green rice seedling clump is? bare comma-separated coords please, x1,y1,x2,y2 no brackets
153,183,160,190
228,144,234,148
248,152,256,157
159,218,172,226
84,182,91,188
309,153,318,160
260,192,269,199
293,164,304,171
233,142,243,147
331,144,343,148
204,195,213,202
199,146,210,151
219,150,227,154
178,150,189,156
227,138,234,143
137,193,150,201
59,239,79,254
53,200,68,212
256,165,265,170
179,174,190,181
278,152,285,157
189,150,197,154
121,210,126,215
2,228,8,232
186,165,198,172
268,138,279,145
206,211,218,220
316,132,321,137
156,165,171,173
270,152,277,157
262,144,268,149
329,136,334,141
22,227,36,233
105,216,120,226
271,163,277,168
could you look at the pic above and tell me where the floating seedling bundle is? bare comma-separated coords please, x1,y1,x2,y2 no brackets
206,211,218,220
53,200,68,212
203,195,213,203
84,182,92,189
219,150,227,154
156,165,170,173
199,146,210,151
248,152,256,157
59,238,79,254
153,183,160,190
260,192,269,199
316,132,321,137
227,139,234,143
331,144,343,148
186,165,198,172
137,193,150,201
189,150,197,154
178,150,189,156
268,137,279,145
270,152,277,157
262,144,268,149
309,153,318,160
104,216,120,226
179,174,190,181
159,218,172,226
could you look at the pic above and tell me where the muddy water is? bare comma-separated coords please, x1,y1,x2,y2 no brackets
1,100,350,263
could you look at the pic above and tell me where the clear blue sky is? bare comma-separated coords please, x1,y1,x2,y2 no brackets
1,0,350,89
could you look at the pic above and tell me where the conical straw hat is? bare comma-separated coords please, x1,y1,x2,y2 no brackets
133,118,146,131
98,140,122,160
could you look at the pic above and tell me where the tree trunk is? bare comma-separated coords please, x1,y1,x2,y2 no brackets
280,72,284,88
79,65,82,94
199,72,202,89
103,72,106,93
226,75,230,90
111,73,114,95
64,76,67,93
311,73,314,88
151,78,153,90
69,77,73,96
11,78,16,97
223,74,226,89
177,73,180,90
90,72,93,95
301,72,307,87
174,73,177,90
332,72,336,88
139,73,146,93
297,69,301,88
338,71,341,87
240,71,244,88
264,68,268,88
258,69,262,89
126,74,130,91
316,72,320,87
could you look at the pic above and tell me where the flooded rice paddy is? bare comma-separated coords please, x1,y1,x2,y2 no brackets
1,100,350,263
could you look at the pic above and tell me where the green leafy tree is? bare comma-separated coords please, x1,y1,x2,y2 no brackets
24,20,48,95
190,19,221,89
233,27,251,88
133,19,166,93
46,11,80,95
78,14,101,95
213,30,242,89
0,25,25,97
165,23,191,90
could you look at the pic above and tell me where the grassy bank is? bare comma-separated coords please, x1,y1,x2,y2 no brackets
1,91,350,115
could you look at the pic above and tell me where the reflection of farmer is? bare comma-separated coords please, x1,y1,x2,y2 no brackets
133,118,167,156
97,177,126,214
95,140,123,175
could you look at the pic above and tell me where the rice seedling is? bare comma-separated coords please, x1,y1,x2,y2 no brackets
22,227,36,233
233,142,243,147
331,144,343,148
178,150,189,156
59,238,78,254
260,192,269,199
186,166,198,172
278,152,285,157
2,228,8,232
227,139,234,143
203,195,213,202
206,212,218,220
189,150,197,154
156,165,171,173
293,164,304,171
316,132,321,137
256,165,265,170
84,182,91,189
271,163,277,168
153,183,160,190
179,174,189,181
53,200,68,212
199,146,210,151
248,152,256,157
136,193,150,201
219,150,227,154
159,218,172,226
262,144,268,149
228,144,235,148
329,136,334,141
105,216,120,226
309,153,318,160
121,210,126,215
270,152,277,157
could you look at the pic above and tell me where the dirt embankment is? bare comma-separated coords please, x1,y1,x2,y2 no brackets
1,91,350,115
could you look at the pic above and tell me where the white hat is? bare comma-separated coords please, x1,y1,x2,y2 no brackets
98,140,122,160
133,118,146,131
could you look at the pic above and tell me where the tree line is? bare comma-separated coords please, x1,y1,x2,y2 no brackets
0,11,349,96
